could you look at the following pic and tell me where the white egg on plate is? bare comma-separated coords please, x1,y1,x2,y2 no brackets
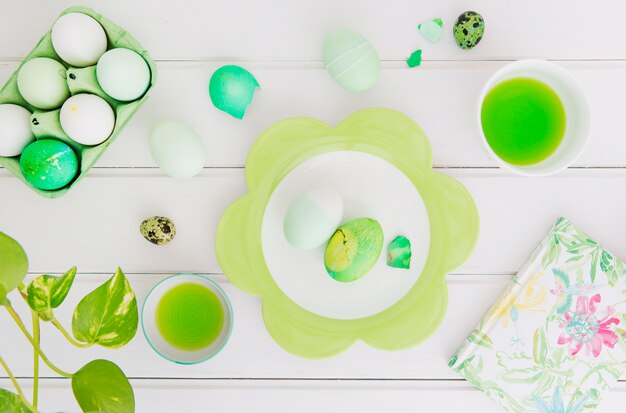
283,190,344,250
17,58,70,110
0,104,34,157
60,94,115,146
149,120,206,178
51,12,108,67
97,48,151,101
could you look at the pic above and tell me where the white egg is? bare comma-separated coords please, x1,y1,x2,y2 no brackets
0,104,34,157
60,94,115,146
149,120,206,178
97,48,151,101
17,58,70,109
51,13,108,67
283,190,344,250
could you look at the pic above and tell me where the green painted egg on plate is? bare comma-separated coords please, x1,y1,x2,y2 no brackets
323,29,380,92
324,217,383,282
19,139,78,190
453,11,485,50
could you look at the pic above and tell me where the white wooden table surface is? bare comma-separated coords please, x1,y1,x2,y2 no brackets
2,0,626,411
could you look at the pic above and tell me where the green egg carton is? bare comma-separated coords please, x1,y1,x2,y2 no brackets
0,6,157,198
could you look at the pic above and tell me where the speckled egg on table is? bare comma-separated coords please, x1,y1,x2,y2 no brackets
453,11,485,50
140,216,176,245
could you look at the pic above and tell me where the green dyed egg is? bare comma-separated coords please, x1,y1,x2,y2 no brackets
19,139,78,190
209,65,259,119
324,218,383,282
323,29,380,92
453,11,485,50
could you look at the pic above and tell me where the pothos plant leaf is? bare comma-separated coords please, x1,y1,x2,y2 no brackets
0,232,28,304
72,359,135,413
0,388,31,413
27,267,77,321
72,268,138,347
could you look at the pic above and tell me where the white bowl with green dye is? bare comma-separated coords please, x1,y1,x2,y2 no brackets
141,274,233,365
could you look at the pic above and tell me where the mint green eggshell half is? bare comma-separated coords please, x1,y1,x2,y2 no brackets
323,29,380,92
324,217,383,282
209,65,259,119
19,139,78,190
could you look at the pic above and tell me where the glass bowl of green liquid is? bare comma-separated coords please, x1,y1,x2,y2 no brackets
478,60,590,176
141,274,233,364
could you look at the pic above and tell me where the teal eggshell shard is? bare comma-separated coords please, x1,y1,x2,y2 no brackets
324,218,383,282
209,65,259,119
418,18,443,43
453,11,485,50
19,139,78,190
386,235,412,269
323,29,380,92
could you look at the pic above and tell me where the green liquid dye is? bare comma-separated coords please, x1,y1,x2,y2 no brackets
156,283,224,351
481,77,566,165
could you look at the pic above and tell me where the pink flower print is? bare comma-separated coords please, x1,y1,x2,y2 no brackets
557,294,620,358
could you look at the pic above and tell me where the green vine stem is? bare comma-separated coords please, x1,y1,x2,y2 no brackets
50,317,91,348
4,305,73,378
0,355,38,413
31,310,40,408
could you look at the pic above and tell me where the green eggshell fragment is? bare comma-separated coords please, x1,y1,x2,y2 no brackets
324,218,383,282
19,139,78,191
323,29,380,92
209,65,259,119
418,18,443,43
386,236,412,269
453,11,485,50
406,50,422,68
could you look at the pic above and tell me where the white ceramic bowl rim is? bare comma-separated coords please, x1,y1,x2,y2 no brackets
141,273,234,365
477,59,591,177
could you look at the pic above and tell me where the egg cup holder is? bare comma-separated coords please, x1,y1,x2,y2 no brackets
0,6,157,198
216,108,480,359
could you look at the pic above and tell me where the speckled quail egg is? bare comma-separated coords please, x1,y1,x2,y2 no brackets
140,216,176,245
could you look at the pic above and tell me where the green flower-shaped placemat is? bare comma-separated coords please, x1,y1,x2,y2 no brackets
216,108,479,358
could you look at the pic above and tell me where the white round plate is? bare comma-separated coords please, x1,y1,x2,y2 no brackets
262,151,430,320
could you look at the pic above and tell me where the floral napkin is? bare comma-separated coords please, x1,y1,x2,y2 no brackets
450,217,626,413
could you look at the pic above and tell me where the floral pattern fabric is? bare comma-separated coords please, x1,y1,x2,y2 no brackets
450,217,626,413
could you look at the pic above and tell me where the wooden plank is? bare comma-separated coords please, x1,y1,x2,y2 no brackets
1,378,625,413
1,60,623,168
2,168,626,275
0,0,625,61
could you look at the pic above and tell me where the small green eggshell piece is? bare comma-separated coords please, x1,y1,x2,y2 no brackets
17,58,70,109
323,29,380,92
140,216,176,245
149,120,206,178
386,235,412,269
453,11,485,50
209,65,259,119
19,139,78,190
324,218,383,282
418,18,443,43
